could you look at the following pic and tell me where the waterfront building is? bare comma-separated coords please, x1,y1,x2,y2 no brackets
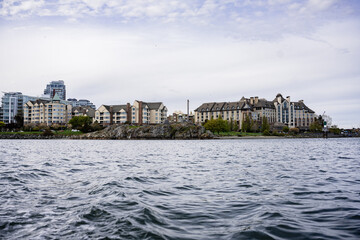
273,94,315,128
168,111,194,123
23,93,72,125
0,92,45,124
94,100,168,126
72,106,96,119
67,98,96,109
194,94,314,130
94,104,131,126
43,80,66,100
131,100,167,125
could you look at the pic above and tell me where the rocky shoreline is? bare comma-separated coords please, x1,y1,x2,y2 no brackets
73,123,214,140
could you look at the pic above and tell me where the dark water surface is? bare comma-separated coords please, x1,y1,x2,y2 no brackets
0,139,359,239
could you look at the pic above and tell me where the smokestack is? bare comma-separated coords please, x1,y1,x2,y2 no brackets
187,99,189,122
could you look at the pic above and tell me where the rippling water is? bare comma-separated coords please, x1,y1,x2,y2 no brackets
0,139,360,239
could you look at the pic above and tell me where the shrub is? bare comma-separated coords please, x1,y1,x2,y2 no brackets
282,126,289,133
263,129,271,136
42,129,54,136
289,127,299,134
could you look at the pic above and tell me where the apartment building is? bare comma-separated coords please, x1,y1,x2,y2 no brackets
94,100,167,126
23,93,72,125
94,104,131,126
194,94,315,129
1,92,47,124
72,106,96,119
273,94,315,128
43,80,66,100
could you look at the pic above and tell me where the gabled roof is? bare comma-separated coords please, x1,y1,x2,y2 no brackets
144,102,163,110
292,101,315,113
52,93,61,102
194,102,216,112
111,105,128,112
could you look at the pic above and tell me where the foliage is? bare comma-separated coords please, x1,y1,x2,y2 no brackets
251,121,260,132
69,116,92,133
204,116,229,133
42,129,54,136
329,127,341,135
14,110,24,127
263,129,271,136
241,115,252,132
309,121,322,132
0,121,5,131
260,117,270,133
282,126,289,133
90,122,103,131
289,127,300,134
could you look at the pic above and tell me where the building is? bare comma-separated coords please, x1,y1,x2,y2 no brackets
168,111,194,123
131,100,167,125
23,93,72,125
72,106,96,119
43,80,66,100
0,92,45,124
94,100,168,126
67,98,96,109
194,94,315,129
273,94,315,128
94,104,131,126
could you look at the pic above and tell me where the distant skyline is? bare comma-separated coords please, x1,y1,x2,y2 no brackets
1,0,359,128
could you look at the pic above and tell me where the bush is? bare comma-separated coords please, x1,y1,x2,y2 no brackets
263,129,271,136
204,117,229,134
282,126,289,133
42,129,54,136
289,127,299,134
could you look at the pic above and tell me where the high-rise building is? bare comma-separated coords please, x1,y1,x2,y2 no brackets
44,80,66,100
0,92,41,124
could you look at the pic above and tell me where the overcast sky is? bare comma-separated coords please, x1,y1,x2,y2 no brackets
0,0,359,128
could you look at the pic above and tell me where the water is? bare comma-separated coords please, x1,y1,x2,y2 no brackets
0,139,359,240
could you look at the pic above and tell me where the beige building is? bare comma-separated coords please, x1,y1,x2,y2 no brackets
23,93,72,125
72,106,95,119
194,94,314,129
94,101,167,126
273,94,315,128
94,104,131,126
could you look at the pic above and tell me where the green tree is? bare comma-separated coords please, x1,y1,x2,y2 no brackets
241,115,251,132
309,121,322,132
0,121,5,131
260,117,270,133
14,110,24,127
282,126,289,133
69,116,92,132
204,116,229,134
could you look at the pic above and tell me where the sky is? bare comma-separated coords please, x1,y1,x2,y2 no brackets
0,0,359,128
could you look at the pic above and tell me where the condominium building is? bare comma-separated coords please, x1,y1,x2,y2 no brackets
67,98,96,109
94,100,168,126
72,106,96,119
131,100,167,125
23,93,72,125
273,94,315,128
194,94,315,129
94,104,131,126
1,92,44,124
43,80,66,100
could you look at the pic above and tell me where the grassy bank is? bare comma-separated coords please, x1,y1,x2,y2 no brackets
0,130,84,136
214,131,263,137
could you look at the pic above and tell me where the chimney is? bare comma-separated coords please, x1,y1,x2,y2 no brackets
250,97,254,105
109,106,113,125
299,100,303,103
139,101,143,125
286,96,290,102
127,103,131,123
255,96,259,104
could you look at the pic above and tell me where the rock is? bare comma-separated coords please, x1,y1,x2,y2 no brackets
76,123,213,140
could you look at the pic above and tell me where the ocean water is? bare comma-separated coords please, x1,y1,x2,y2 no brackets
0,138,359,240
